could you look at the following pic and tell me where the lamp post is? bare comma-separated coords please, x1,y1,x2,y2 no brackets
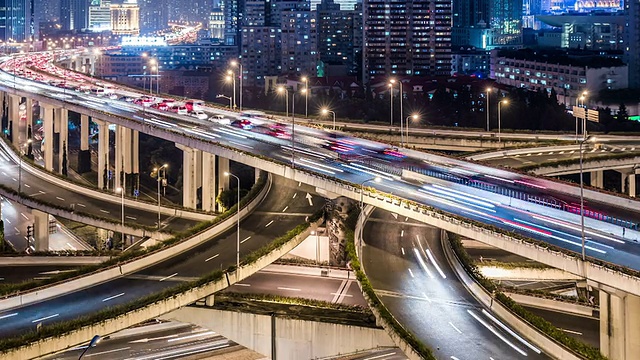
388,83,394,130
155,164,167,230
148,59,157,96
18,139,32,197
301,76,308,118
579,136,594,261
498,99,508,143
78,335,101,360
116,186,125,250
321,108,336,131
581,91,588,139
216,94,232,109
225,172,241,268
227,70,236,109
405,114,419,147
389,79,404,145
230,60,243,111
278,86,289,118
359,177,381,256
485,87,492,132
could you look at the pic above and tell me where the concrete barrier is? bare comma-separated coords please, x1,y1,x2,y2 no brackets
478,265,583,281
0,137,210,221
442,233,582,360
0,256,109,266
532,156,640,177
0,205,322,359
504,292,597,318
162,307,394,360
467,145,581,161
0,188,173,240
0,174,272,312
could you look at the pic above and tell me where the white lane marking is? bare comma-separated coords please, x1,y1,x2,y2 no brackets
449,322,462,334
0,312,18,320
425,249,447,279
282,206,288,212
241,236,251,244
23,184,30,188
66,243,76,250
330,292,353,297
84,347,131,356
76,203,86,207
292,193,297,199
129,335,177,343
56,196,65,201
32,313,59,323
422,292,432,303
298,181,301,186
413,248,434,279
408,268,414,278
100,209,110,214
265,220,274,227
204,254,219,262
20,213,28,220
451,357,461,360
400,230,404,237
102,292,125,302
234,283,250,287
467,310,527,356
126,216,137,220
482,309,541,354
277,287,301,291
159,273,178,282
39,191,45,194
3,219,10,224
401,247,405,255
167,330,216,343
560,328,583,335
362,352,398,360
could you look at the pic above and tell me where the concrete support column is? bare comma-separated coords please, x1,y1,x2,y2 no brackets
77,114,91,173
201,152,216,212
590,170,603,188
58,108,68,175
205,295,215,307
8,95,19,145
177,144,199,209
114,127,139,194
115,125,125,191
42,104,54,171
255,167,261,182
25,98,32,141
32,209,50,251
95,119,110,190
0,91,6,133
629,172,636,198
217,156,230,212
600,290,640,359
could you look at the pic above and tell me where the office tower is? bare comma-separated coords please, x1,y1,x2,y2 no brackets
363,0,452,82
1,0,34,42
138,0,168,34
626,0,640,88
35,0,60,22
317,0,361,74
110,0,140,35
89,0,112,31
490,0,523,46
223,0,245,45
209,8,225,38
61,0,90,31
169,0,212,24
274,0,316,76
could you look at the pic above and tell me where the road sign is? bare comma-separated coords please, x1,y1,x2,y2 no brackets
133,189,140,197
587,109,600,122
572,106,586,119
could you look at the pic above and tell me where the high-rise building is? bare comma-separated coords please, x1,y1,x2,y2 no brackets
626,0,640,88
317,0,361,75
209,8,225,39
35,0,60,22
110,0,140,35
363,0,452,82
223,0,245,45
89,0,112,32
1,0,35,42
61,0,90,31
490,0,523,46
274,0,316,76
138,0,168,34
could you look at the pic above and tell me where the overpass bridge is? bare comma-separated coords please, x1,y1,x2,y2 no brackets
1,52,640,359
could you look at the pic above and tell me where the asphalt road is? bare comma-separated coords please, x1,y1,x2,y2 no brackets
41,320,252,360
524,306,599,349
480,146,640,169
363,208,573,359
0,175,324,339
0,265,78,283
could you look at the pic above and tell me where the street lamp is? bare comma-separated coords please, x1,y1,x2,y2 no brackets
116,187,125,250
390,79,404,145
311,230,320,262
148,59,157,95
405,114,419,147
579,136,595,261
388,83,394,130
321,108,336,131
78,335,101,359
277,86,289,118
359,177,381,256
485,87,492,132
301,76,308,118
497,99,508,143
230,60,243,111
216,94,232,109
155,164,168,230
227,70,236,109
224,172,241,268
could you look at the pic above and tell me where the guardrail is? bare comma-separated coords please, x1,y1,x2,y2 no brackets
0,173,272,311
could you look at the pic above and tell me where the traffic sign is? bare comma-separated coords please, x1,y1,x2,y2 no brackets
572,106,586,119
587,109,600,122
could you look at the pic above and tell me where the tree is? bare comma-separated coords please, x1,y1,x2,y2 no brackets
618,103,629,122
216,187,248,210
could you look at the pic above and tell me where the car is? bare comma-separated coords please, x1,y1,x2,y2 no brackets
185,101,204,112
231,119,253,130
170,105,188,115
109,93,119,100
211,115,231,125
190,110,209,120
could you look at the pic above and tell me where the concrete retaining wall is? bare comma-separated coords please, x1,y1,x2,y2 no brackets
532,156,640,176
0,136,210,221
0,174,272,312
0,207,321,359
0,256,109,266
478,265,584,281
442,233,582,360
504,292,597,318
0,188,173,240
162,307,393,359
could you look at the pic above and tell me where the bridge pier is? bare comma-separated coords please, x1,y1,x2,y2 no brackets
25,98,32,143
8,94,20,145
176,144,230,210
599,286,640,359
590,170,603,188
619,169,638,198
32,209,50,251
41,104,54,171
94,119,110,190
57,108,68,175
114,125,139,195
77,114,91,173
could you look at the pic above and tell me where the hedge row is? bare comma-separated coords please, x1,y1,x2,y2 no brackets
344,209,437,360
448,233,607,360
218,291,370,314
0,186,312,353
0,173,268,297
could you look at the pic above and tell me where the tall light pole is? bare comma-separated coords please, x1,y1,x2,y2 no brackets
321,108,336,131
405,114,419,147
155,164,167,230
230,60,243,111
579,137,594,261
359,177,381,256
388,83,394,130
581,91,588,139
498,99,508,143
227,70,236,109
389,79,404,145
278,86,303,169
485,87,492,132
301,76,308,118
148,59,156,96
278,86,289,118
216,94,232,109
78,335,101,359
225,172,241,268
116,186,125,250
